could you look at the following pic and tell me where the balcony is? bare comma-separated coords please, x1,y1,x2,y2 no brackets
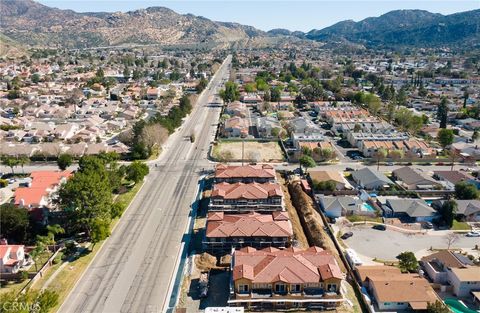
251,289,272,298
303,288,325,297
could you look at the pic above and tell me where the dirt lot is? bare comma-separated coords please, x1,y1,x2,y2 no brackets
213,141,285,162
277,174,309,249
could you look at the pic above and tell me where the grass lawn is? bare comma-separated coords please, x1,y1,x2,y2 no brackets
46,245,101,312
346,215,383,223
452,220,471,231
0,279,29,296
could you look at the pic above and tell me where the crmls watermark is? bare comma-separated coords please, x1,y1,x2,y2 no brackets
2,301,41,312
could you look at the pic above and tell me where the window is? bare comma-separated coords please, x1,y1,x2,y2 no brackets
275,284,286,293
291,284,301,292
276,301,285,306
327,284,337,292
238,284,249,293
292,302,300,308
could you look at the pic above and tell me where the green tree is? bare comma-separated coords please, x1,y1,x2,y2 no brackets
372,148,387,170
0,204,29,243
0,289,59,313
455,182,479,200
427,301,450,313
90,218,110,245
219,81,239,103
31,73,41,83
57,153,73,171
17,156,29,174
299,155,316,173
244,82,257,93
1,156,19,174
301,79,324,101
111,202,126,219
57,169,112,237
437,97,449,129
46,224,65,252
314,180,336,191
396,251,418,273
439,200,457,228
270,86,282,102
196,77,208,93
126,161,149,183
437,129,454,150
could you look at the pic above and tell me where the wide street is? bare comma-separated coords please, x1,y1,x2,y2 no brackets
58,56,231,313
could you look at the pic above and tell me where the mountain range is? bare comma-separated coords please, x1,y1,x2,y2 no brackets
0,0,479,51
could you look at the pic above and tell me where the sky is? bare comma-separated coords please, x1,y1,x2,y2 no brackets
37,0,480,32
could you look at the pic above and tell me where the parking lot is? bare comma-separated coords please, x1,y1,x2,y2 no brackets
344,225,480,261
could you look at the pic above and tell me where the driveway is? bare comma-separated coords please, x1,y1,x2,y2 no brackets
344,225,480,261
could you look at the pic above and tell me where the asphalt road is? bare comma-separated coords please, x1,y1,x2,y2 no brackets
58,56,231,313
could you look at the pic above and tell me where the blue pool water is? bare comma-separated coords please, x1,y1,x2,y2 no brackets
362,203,376,212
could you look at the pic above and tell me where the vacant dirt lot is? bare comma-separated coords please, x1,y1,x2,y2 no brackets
213,141,285,162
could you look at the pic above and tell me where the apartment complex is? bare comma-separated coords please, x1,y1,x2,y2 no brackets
229,246,343,310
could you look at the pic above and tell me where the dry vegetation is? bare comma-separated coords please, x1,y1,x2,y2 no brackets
194,252,217,271
213,141,285,162
287,179,346,272
277,174,309,249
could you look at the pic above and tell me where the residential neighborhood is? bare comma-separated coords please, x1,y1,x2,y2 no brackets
1,1,480,313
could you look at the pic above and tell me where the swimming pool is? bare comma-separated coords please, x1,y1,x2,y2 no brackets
445,298,478,313
361,203,376,212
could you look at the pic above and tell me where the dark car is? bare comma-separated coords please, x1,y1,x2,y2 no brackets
345,167,355,172
372,224,386,231
340,232,353,240
423,222,434,229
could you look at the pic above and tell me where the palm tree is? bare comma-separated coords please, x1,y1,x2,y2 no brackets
46,224,65,253
17,156,29,174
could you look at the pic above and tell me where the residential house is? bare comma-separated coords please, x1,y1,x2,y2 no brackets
317,196,367,218
225,101,247,118
214,164,276,184
0,244,26,274
420,250,473,284
355,265,439,311
229,246,344,310
383,199,437,222
447,267,480,298
351,168,394,190
204,211,293,251
432,199,480,222
433,171,477,190
256,116,281,138
15,170,72,209
209,182,283,212
392,167,441,190
309,170,349,190
222,117,248,138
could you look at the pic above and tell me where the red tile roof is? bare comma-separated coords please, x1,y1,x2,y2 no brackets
15,170,72,207
232,246,343,284
211,182,282,200
206,212,293,238
215,164,275,179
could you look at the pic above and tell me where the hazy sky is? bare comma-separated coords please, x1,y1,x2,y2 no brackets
37,0,479,32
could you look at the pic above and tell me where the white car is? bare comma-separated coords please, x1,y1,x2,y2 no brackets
466,231,480,237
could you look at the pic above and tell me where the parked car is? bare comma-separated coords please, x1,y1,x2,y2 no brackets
372,224,386,231
466,231,480,237
198,271,209,298
423,222,434,229
341,232,353,240
345,167,355,172
386,162,394,166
